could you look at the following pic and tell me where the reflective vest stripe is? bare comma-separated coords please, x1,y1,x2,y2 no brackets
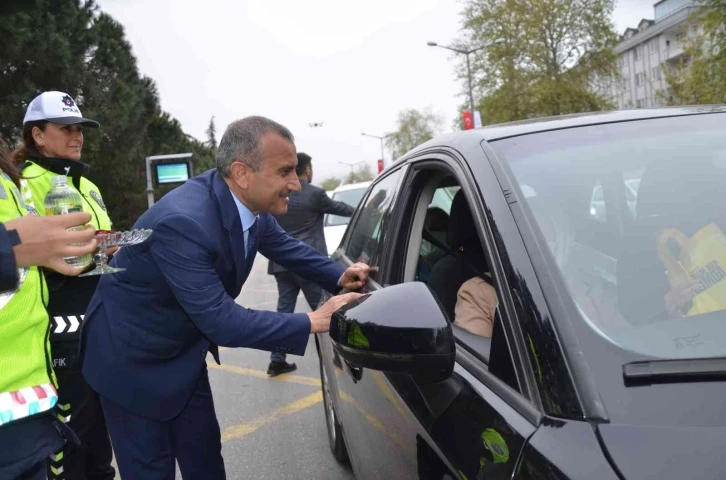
52,315,84,334
0,383,58,426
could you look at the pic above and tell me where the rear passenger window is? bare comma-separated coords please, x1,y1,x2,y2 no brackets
345,170,402,273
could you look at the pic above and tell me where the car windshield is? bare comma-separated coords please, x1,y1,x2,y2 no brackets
326,187,367,226
491,112,726,360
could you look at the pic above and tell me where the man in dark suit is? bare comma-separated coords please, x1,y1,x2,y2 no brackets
266,152,355,376
80,116,369,480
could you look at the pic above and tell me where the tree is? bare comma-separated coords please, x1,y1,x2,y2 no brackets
320,177,341,191
345,164,374,184
662,0,726,105
0,0,97,144
385,108,443,159
0,3,217,229
79,13,167,229
206,116,217,150
456,0,619,125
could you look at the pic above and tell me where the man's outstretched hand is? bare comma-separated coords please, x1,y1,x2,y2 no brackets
309,292,365,333
339,262,377,291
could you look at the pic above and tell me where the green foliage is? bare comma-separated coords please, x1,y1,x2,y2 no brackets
320,177,341,191
456,0,619,125
385,108,443,159
0,1,217,229
662,0,726,105
206,116,217,150
345,164,374,184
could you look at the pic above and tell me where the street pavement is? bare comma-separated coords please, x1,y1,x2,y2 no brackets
207,254,354,479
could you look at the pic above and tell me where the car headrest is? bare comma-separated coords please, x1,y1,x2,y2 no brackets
448,190,479,250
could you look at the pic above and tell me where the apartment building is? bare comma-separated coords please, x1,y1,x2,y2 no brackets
594,0,700,109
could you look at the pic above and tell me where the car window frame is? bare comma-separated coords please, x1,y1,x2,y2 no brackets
324,187,368,227
382,150,544,426
335,165,408,288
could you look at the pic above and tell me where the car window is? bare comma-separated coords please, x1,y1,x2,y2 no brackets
492,113,726,360
394,170,521,392
344,171,402,274
325,187,367,227
416,185,458,283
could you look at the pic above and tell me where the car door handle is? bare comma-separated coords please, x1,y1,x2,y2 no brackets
343,359,363,383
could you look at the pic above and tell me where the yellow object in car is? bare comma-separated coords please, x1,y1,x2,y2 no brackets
657,223,726,316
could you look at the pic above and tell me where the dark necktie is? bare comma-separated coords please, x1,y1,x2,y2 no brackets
245,220,258,258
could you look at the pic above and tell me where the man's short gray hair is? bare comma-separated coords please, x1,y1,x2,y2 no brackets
216,116,295,176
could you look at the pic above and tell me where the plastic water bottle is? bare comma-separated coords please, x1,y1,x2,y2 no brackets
43,175,93,268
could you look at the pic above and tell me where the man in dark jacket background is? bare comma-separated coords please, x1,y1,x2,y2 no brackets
267,152,355,375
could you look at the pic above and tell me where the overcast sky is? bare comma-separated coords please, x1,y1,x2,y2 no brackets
96,0,658,183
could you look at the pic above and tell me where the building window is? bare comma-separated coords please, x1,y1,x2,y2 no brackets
636,99,645,108
651,67,662,80
635,72,646,87
633,48,639,60
650,39,658,52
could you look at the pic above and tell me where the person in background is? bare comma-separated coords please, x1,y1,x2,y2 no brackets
0,139,96,480
14,91,115,480
266,152,355,376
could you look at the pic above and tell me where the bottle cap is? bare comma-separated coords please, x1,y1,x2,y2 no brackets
50,175,68,187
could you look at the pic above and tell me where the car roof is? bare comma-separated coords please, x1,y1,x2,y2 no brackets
331,181,372,193
407,105,726,155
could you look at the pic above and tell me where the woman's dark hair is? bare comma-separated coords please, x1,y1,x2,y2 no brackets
0,139,20,187
12,120,48,165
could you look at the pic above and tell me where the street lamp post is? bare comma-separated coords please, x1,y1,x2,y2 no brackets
339,160,366,182
427,40,504,124
361,132,390,164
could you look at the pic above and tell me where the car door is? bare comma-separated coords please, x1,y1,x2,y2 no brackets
332,151,543,479
323,166,417,478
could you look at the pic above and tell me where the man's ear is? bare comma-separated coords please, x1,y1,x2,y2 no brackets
230,161,252,189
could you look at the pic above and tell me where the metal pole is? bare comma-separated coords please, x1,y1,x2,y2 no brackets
379,138,385,164
466,52,475,118
145,156,154,208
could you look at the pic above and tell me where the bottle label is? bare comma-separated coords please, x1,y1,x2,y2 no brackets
45,204,82,216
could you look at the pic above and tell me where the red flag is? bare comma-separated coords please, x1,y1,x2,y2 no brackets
377,159,384,173
462,111,474,130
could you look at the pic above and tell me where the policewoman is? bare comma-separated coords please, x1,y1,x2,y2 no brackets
0,141,94,480
15,91,115,480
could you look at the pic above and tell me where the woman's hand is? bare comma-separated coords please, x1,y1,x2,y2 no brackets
664,280,701,318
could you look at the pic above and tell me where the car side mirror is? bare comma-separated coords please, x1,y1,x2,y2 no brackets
329,282,455,384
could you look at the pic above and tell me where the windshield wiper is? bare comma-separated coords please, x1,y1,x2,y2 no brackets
623,357,726,387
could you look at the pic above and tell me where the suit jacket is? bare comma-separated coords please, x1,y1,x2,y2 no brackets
81,169,345,421
268,180,354,275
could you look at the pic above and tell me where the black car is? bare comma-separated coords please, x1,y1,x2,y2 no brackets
315,106,726,480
